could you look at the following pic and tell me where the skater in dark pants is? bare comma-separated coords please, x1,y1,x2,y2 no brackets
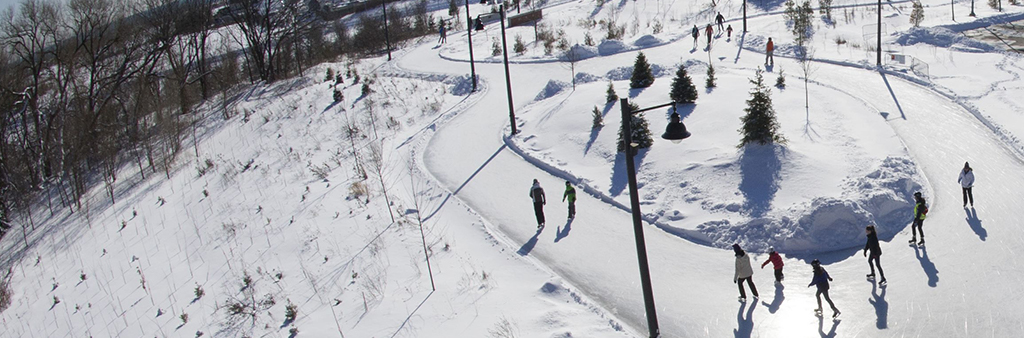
716,12,725,31
529,179,546,228
691,25,699,48
864,225,887,285
705,24,714,49
761,246,784,283
438,24,447,44
733,244,758,301
909,192,927,245
765,37,775,65
958,162,974,207
808,259,840,318
562,181,576,219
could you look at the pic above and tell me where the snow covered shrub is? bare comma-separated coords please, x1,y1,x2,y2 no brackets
488,316,519,338
592,106,603,128
361,82,372,96
603,18,625,40
606,81,618,102
740,68,785,146
194,285,205,300
349,182,368,198
705,64,716,88
669,64,698,103
776,68,786,88
333,89,344,103
629,52,654,88
910,1,924,27
325,68,335,82
818,0,834,21
584,32,595,46
180,313,189,324
1010,0,1019,6
514,34,527,54
285,302,298,322
335,74,344,85
617,101,653,152
492,37,502,56
652,20,663,34
988,0,999,9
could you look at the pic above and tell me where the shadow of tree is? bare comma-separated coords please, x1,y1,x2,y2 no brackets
739,144,783,217
610,148,649,197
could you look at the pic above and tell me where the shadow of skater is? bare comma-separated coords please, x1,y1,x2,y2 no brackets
610,148,649,197
554,218,573,242
913,245,939,287
517,226,543,256
869,281,888,329
818,316,840,338
739,145,783,217
966,207,986,241
761,283,785,314
734,299,757,338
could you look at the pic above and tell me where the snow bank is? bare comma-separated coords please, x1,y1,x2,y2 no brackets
895,27,996,52
536,80,572,100
597,40,626,55
634,35,662,48
560,44,599,61
697,156,922,254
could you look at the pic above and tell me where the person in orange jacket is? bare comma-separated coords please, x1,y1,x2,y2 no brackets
761,247,784,283
765,37,775,65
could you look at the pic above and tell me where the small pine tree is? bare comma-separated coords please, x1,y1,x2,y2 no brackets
325,68,335,82
740,68,785,146
333,89,344,102
775,68,786,88
617,102,654,152
910,1,924,27
492,37,502,56
669,65,698,103
606,81,618,103
514,35,527,55
705,65,717,88
630,52,655,88
592,106,603,128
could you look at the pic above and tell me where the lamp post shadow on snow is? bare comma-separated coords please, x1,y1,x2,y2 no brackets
517,226,543,256
966,207,986,241
869,281,888,329
423,144,507,222
878,72,906,120
761,283,785,314
913,245,939,287
733,32,746,64
818,316,840,338
734,298,756,338
610,148,649,197
739,144,783,217
554,218,573,242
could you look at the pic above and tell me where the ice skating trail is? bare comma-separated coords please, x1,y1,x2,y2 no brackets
401,31,1024,338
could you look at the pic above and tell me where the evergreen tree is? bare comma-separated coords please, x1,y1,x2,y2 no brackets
630,52,655,89
669,65,698,103
592,106,604,128
740,68,785,146
705,64,717,88
618,101,654,152
775,68,786,88
606,81,618,103
910,1,924,27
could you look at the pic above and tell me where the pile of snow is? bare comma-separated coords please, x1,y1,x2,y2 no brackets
634,35,663,48
895,27,996,52
597,39,627,55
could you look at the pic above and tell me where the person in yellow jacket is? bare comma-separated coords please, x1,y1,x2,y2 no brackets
909,192,927,246
562,181,576,220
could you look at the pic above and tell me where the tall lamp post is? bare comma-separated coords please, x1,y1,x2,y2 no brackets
876,0,881,66
500,5,516,135
465,0,477,91
382,0,392,60
620,98,691,338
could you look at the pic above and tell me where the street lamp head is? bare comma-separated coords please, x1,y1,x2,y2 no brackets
662,111,690,144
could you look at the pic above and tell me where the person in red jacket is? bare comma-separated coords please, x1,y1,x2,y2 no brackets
765,37,775,65
761,247,784,283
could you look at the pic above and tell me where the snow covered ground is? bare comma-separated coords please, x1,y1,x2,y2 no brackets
3,0,1024,336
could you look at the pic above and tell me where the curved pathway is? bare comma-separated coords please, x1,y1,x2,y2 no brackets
402,26,1024,338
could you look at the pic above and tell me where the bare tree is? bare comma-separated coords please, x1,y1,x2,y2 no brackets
230,0,314,83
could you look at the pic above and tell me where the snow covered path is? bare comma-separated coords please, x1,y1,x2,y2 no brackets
404,31,1024,337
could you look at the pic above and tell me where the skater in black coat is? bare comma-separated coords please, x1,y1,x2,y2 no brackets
808,259,840,318
863,225,886,285
529,179,546,227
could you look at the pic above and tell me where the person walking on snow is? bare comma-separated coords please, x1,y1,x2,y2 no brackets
761,247,784,283
726,24,733,39
808,259,840,318
765,37,775,65
529,179,546,228
958,162,975,207
691,25,699,48
562,180,576,220
716,12,725,31
705,24,714,48
909,191,927,246
733,244,759,301
864,225,887,285
438,23,447,44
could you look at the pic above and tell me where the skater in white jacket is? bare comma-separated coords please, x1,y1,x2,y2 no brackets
958,162,975,207
733,244,758,301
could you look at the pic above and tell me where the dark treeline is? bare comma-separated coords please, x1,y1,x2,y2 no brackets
0,0,438,237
